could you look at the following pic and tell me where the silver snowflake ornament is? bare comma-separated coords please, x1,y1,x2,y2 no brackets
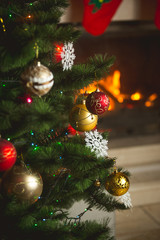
117,192,133,208
85,129,108,158
61,42,76,71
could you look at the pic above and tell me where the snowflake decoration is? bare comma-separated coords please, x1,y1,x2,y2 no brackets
85,129,108,158
117,192,133,208
61,42,76,71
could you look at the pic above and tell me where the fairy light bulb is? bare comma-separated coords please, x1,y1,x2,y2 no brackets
26,15,32,19
27,97,32,103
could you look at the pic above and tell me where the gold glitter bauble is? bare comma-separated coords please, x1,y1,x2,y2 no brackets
94,179,101,187
69,100,98,132
105,171,130,196
21,61,54,96
2,165,43,204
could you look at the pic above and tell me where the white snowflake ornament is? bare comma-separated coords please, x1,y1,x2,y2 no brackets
84,129,108,158
61,42,76,71
117,192,133,208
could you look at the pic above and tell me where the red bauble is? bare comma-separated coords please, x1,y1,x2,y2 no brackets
86,89,110,115
0,139,17,171
53,43,64,63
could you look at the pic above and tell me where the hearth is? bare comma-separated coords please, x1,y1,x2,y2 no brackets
75,21,160,138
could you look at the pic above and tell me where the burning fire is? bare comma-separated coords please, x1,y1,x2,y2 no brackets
145,93,158,107
78,70,157,111
131,92,142,101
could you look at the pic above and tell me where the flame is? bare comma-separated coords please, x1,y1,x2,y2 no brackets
148,93,158,102
145,101,153,107
78,70,158,111
102,71,126,104
78,70,125,111
79,82,97,95
145,93,158,107
108,98,115,111
131,92,142,101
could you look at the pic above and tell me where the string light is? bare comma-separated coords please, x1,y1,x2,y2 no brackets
0,18,6,32
7,138,11,141
26,97,32,103
33,146,40,151
26,15,32,19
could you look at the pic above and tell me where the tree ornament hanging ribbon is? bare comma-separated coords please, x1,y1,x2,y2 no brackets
34,42,39,59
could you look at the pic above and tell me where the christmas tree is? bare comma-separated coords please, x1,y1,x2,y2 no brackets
0,1,131,239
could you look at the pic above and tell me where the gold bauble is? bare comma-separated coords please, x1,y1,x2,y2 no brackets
21,61,54,96
69,100,98,132
2,165,43,204
94,179,101,187
105,171,130,196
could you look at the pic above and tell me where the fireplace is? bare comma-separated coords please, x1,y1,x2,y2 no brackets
75,21,160,138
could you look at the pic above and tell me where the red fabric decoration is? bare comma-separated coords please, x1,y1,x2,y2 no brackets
0,139,17,171
53,43,64,63
86,90,110,115
155,0,160,30
67,124,77,135
82,0,122,36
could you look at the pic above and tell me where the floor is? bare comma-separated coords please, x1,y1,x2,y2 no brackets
115,202,160,240
108,134,160,240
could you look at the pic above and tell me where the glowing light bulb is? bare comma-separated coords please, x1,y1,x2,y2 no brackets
27,15,32,19
27,97,32,103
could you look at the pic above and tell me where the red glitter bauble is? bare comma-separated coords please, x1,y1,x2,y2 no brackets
0,139,17,171
86,89,110,115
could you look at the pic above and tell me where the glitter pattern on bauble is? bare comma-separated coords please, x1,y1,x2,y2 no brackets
86,89,110,115
105,171,130,196
69,100,98,132
2,165,43,204
0,138,17,172
21,61,54,97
